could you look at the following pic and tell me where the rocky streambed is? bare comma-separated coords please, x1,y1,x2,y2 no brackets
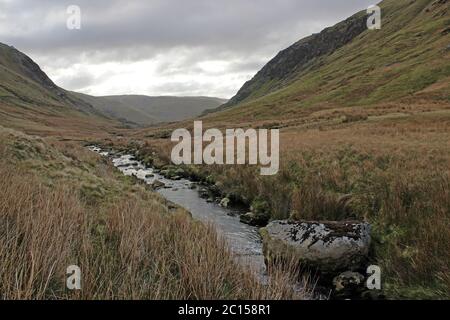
88,146,268,278
88,145,379,299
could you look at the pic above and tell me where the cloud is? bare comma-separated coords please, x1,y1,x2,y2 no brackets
0,0,376,98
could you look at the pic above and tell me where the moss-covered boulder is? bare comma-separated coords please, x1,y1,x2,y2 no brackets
260,220,371,274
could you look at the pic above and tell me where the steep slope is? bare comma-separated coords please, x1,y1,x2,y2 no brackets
0,43,117,136
74,93,227,126
221,11,368,109
0,43,102,115
205,0,450,124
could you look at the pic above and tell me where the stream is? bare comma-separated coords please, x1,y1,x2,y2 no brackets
88,146,267,279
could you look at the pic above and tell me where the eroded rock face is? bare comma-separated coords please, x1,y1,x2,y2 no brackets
260,220,371,273
221,13,368,108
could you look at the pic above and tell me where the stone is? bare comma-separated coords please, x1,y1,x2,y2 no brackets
240,212,269,227
219,197,230,208
333,271,365,293
151,180,165,190
260,220,371,273
160,170,170,177
175,168,185,176
199,188,210,199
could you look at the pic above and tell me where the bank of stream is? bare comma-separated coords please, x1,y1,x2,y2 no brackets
88,146,268,281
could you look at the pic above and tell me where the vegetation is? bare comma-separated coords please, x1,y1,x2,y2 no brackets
201,0,449,125
132,0,450,298
0,0,448,301
0,126,310,299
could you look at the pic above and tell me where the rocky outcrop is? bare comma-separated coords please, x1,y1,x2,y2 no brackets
260,220,371,274
220,11,368,109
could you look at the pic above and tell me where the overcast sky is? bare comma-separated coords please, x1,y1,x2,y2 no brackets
0,0,376,98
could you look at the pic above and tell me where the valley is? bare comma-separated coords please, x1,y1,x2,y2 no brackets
0,0,449,300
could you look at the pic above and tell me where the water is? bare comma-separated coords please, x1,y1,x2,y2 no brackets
88,147,266,278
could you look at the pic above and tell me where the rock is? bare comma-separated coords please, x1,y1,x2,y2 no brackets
223,13,368,108
189,183,197,190
168,203,178,211
260,220,371,274
240,198,271,226
240,212,269,227
199,188,210,199
145,173,155,178
160,170,170,177
151,180,165,190
175,168,185,176
171,175,182,180
206,197,215,203
332,271,365,295
219,197,230,208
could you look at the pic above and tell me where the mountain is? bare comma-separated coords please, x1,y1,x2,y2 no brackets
0,42,118,136
0,42,226,132
205,0,450,124
0,43,102,116
72,93,227,126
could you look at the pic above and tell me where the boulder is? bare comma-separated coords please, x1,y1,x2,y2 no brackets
260,220,371,273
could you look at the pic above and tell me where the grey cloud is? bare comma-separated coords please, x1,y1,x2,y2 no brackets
0,0,377,97
55,70,97,91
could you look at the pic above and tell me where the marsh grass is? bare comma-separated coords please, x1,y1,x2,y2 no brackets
0,128,310,300
136,108,450,299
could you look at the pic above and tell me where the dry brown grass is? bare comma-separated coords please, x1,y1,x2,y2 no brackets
133,107,450,298
0,128,311,300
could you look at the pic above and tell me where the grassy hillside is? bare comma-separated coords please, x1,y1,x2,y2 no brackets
204,0,449,125
0,125,307,299
0,43,120,137
0,42,304,300
132,0,450,299
74,93,227,127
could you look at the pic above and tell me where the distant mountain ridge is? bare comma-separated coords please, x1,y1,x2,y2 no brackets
73,93,227,126
0,42,102,116
0,42,227,128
